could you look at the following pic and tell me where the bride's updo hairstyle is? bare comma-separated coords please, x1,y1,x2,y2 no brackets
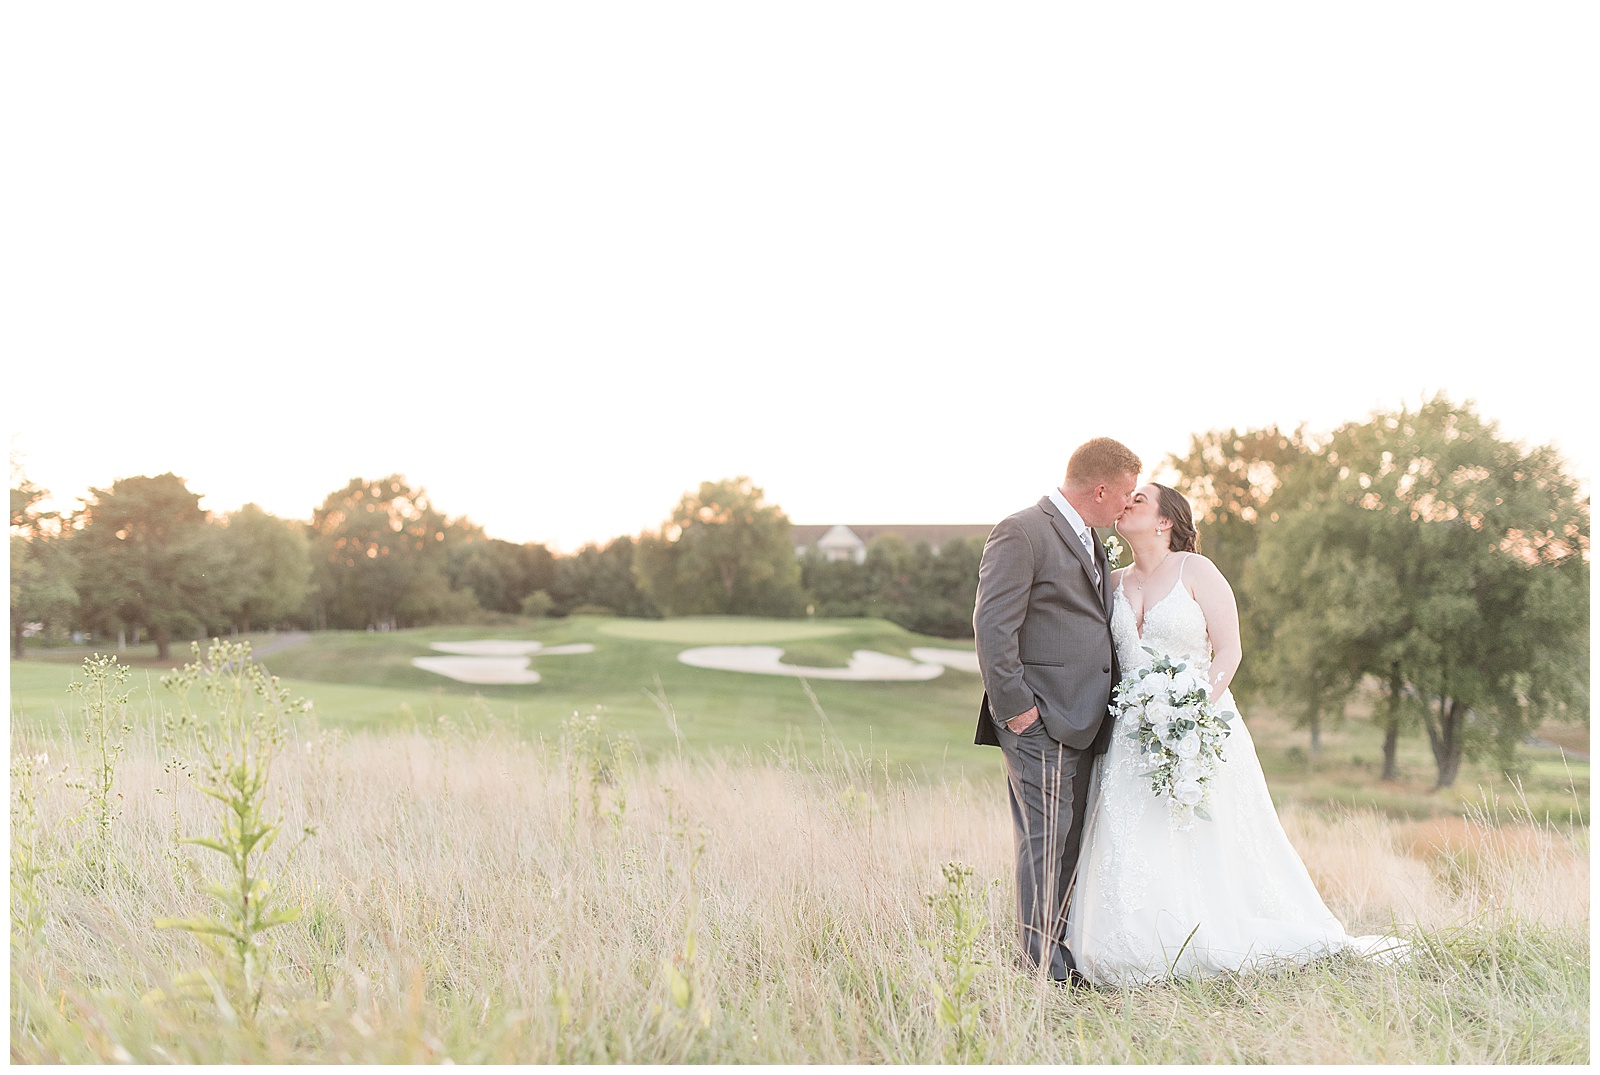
1153,484,1200,553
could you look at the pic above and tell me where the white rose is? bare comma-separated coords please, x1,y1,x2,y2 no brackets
1173,669,1208,698
1141,670,1174,698
1175,733,1201,759
1146,701,1176,725
1178,758,1203,781
1173,780,1204,805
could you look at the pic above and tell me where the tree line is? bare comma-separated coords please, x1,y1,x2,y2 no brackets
11,395,1589,789
8,472,983,660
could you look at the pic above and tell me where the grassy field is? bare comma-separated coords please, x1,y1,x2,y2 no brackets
7,685,1589,1063
10,618,986,772
10,615,1588,821
8,626,1591,1062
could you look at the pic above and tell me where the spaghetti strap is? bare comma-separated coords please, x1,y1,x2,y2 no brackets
1176,552,1189,581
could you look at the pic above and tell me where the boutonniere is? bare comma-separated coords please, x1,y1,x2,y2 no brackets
1102,534,1124,568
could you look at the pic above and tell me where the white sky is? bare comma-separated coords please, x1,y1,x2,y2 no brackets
6,3,1594,552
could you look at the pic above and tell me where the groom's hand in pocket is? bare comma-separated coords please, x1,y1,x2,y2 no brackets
1007,706,1040,734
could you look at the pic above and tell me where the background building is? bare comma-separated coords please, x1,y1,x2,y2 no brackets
790,524,993,564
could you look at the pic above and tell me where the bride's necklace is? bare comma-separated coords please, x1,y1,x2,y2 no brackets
1128,549,1172,592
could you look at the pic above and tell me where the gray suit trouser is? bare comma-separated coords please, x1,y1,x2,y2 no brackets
995,718,1095,980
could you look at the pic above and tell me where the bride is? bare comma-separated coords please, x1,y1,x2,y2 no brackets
1065,483,1405,987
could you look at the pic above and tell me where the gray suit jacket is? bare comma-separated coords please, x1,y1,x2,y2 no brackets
973,496,1119,751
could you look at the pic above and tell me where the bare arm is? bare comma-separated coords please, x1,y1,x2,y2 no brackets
1185,554,1241,700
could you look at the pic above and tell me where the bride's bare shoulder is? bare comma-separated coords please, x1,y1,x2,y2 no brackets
1182,553,1234,589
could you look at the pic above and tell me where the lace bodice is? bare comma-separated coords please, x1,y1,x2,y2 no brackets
1110,554,1212,672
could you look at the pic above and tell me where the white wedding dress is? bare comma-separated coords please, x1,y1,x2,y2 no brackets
1065,554,1403,987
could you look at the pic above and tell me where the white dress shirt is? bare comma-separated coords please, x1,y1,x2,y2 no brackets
1048,487,1100,583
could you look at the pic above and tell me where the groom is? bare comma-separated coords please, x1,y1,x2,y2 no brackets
973,437,1140,984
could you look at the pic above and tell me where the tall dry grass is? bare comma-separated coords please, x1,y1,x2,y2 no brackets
9,708,1590,1064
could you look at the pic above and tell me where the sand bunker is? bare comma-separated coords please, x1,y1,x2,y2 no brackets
412,640,596,684
908,647,981,674
411,656,543,684
677,646,945,681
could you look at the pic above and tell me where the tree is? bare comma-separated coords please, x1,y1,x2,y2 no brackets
10,475,78,658
800,536,913,619
878,538,983,639
211,505,313,633
549,537,659,617
1165,426,1334,697
633,478,804,616
799,547,871,616
1329,399,1590,788
73,473,218,660
307,476,479,629
1181,400,1588,787
446,538,556,615
921,537,985,638
1261,397,1590,789
1249,503,1400,756
1165,425,1330,585
799,534,985,638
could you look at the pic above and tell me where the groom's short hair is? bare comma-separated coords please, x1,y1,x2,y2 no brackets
1065,437,1142,488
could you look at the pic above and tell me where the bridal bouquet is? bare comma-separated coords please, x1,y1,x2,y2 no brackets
1114,648,1236,831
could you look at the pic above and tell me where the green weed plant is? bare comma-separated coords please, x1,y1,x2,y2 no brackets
63,654,132,886
923,860,990,1061
9,750,57,948
152,640,311,1023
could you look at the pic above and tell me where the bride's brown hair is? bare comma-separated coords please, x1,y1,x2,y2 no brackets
1153,484,1200,553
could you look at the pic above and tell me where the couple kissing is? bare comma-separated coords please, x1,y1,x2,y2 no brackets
973,437,1406,989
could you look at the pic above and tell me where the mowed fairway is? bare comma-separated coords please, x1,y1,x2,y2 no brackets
9,617,998,776
10,614,1588,816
